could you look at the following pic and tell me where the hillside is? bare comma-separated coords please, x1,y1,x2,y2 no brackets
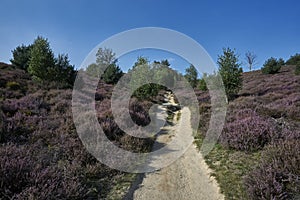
195,65,300,199
0,62,156,199
0,62,299,199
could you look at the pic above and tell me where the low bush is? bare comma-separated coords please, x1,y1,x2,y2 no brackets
220,109,275,151
261,57,283,74
6,81,21,90
286,53,300,65
244,140,300,200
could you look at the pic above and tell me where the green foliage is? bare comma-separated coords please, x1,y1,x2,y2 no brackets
130,57,157,99
217,48,243,100
153,60,175,88
86,63,100,77
295,62,300,75
6,81,20,90
96,48,116,66
28,36,56,81
184,65,198,88
10,44,32,70
102,63,123,84
286,53,300,65
261,57,283,74
278,58,285,66
22,36,76,88
54,54,76,87
129,57,177,100
86,48,123,84
198,74,208,91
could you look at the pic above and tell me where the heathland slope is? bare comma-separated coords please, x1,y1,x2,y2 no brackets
195,65,300,199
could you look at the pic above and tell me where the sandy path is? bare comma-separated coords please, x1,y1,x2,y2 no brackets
133,94,224,200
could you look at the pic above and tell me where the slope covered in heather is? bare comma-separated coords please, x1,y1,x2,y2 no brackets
195,65,300,199
0,62,157,199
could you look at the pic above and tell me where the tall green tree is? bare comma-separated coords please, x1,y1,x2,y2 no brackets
54,54,76,86
10,44,32,70
28,36,55,81
198,73,208,91
86,48,123,84
130,57,152,99
218,47,243,100
102,63,123,84
184,64,198,88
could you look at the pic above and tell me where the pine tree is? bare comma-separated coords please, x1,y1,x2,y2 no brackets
217,48,243,100
28,36,55,81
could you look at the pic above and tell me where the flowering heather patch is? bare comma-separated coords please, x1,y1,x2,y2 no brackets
220,109,276,152
245,140,300,200
195,65,300,199
0,63,159,199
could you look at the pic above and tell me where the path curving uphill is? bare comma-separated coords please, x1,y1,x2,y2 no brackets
132,93,224,200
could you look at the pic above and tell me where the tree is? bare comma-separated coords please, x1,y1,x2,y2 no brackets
218,47,243,100
102,63,123,84
28,36,55,81
86,48,120,80
295,62,300,75
130,57,156,99
278,58,285,66
10,44,32,70
198,73,208,91
54,54,76,87
161,59,170,67
245,51,257,71
86,63,100,77
96,48,116,74
152,60,175,88
261,57,283,74
184,64,198,88
286,53,300,65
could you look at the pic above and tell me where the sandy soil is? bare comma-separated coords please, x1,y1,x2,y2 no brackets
132,93,224,200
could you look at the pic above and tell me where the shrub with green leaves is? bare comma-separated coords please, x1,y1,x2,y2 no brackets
217,47,243,100
261,57,283,74
10,44,32,70
295,62,300,75
198,73,208,91
286,53,300,65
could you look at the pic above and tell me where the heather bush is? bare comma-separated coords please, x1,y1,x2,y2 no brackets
129,98,151,126
0,144,33,197
261,57,283,74
245,140,300,200
220,109,275,151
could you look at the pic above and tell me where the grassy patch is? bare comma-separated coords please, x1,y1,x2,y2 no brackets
194,134,261,200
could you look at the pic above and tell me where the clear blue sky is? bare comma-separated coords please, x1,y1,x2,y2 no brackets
1,0,299,73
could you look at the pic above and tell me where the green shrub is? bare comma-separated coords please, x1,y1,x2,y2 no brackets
6,81,20,90
261,57,283,74
286,53,300,65
295,62,300,75
198,76,208,91
218,47,243,100
10,44,32,70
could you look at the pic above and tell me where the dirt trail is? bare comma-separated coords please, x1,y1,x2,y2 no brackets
132,93,224,200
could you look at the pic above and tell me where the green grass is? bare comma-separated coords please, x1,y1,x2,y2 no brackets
194,134,261,200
